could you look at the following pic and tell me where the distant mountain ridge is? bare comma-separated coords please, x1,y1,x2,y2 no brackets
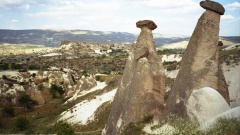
0,29,239,47
0,29,188,47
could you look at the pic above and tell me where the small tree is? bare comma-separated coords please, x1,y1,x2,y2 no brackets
95,75,101,81
50,84,64,98
15,117,30,131
32,73,36,77
18,95,37,111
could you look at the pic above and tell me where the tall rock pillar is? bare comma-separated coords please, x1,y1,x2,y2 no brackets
165,1,229,118
103,20,165,135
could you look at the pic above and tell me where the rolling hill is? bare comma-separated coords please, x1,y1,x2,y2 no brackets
0,29,188,47
0,29,239,48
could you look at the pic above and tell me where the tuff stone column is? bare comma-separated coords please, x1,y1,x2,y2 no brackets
165,1,229,118
103,20,165,135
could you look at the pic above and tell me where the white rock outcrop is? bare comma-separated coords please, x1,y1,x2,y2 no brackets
186,87,230,123
200,106,240,130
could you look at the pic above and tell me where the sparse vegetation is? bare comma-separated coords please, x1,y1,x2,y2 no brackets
37,83,44,91
163,114,199,135
220,48,239,56
15,117,30,131
157,49,184,55
18,95,37,110
0,36,239,135
142,115,153,123
2,105,15,117
28,65,39,70
121,122,146,135
52,120,75,135
204,118,240,135
50,84,65,98
0,63,9,70
76,101,112,132
11,63,23,70
139,115,240,135
95,75,101,81
121,115,154,135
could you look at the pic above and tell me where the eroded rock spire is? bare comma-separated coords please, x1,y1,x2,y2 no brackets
103,20,165,135
165,1,229,118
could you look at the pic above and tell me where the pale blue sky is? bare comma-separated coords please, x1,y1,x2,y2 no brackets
0,0,239,36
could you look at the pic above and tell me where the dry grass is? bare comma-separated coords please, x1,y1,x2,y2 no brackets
0,43,54,55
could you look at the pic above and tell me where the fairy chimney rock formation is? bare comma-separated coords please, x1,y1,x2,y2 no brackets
103,20,165,135
165,0,229,118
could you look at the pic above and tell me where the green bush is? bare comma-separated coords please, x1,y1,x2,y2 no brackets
11,63,23,70
18,95,37,105
0,63,9,70
95,75,101,81
53,120,75,135
18,95,37,111
50,84,65,98
15,117,30,131
164,114,199,135
28,65,39,70
2,105,14,117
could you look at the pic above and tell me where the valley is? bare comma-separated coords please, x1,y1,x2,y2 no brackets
0,38,239,134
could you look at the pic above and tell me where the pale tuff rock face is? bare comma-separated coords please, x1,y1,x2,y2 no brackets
103,20,165,135
26,82,45,105
165,1,229,118
200,106,240,130
67,75,97,99
186,87,230,123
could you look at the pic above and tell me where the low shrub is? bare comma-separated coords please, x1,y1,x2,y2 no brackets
204,118,240,135
121,122,145,135
95,75,101,81
15,117,30,131
2,105,14,117
164,114,199,135
50,84,65,98
53,120,75,135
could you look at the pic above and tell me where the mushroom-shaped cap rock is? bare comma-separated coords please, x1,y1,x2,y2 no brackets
200,1,225,15
136,20,157,30
218,41,223,46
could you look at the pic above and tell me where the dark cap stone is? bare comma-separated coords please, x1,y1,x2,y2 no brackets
200,1,225,15
218,41,223,46
136,20,157,30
